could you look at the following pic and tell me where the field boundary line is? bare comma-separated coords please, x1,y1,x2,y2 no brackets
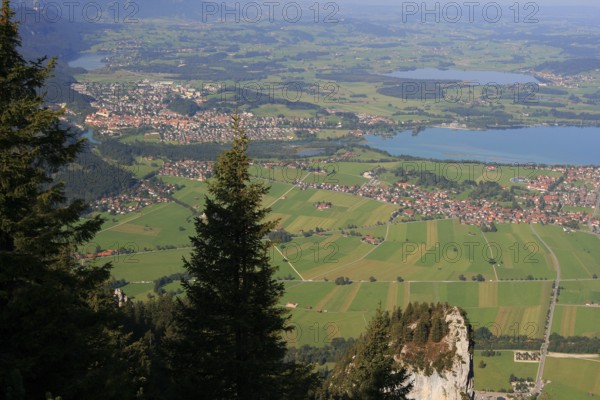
340,282,362,312
572,252,594,278
386,282,398,311
98,203,170,233
274,246,305,281
315,285,341,311
481,231,500,281
310,222,391,280
267,172,310,208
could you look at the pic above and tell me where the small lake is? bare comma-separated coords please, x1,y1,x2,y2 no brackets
384,68,538,84
364,127,600,165
68,53,110,70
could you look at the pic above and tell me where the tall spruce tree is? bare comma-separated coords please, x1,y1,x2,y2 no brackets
0,2,131,398
321,308,413,400
168,116,316,399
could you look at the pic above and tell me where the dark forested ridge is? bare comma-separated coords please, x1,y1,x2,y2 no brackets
97,137,346,164
57,147,136,201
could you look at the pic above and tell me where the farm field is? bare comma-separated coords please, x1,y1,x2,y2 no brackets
555,281,600,305
535,225,600,279
269,187,396,233
542,357,600,398
473,350,538,392
86,171,600,399
277,280,552,345
248,159,566,192
277,219,558,282
551,305,600,337
92,202,195,251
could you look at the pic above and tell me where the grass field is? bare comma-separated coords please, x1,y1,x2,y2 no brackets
535,225,600,279
551,305,600,337
277,280,552,344
555,281,600,305
270,187,396,233
109,248,190,282
542,357,600,398
473,350,538,392
488,224,554,280
92,202,195,250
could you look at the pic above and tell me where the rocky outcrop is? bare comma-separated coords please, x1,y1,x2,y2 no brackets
322,303,475,400
399,307,474,400
114,288,128,307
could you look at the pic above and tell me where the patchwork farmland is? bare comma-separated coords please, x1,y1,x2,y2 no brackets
86,170,600,397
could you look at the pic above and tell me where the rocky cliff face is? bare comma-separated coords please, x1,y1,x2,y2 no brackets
399,307,474,400
322,303,475,400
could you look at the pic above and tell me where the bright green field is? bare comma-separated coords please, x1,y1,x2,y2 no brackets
109,248,190,282
487,224,554,280
88,179,596,352
269,187,396,233
473,350,538,392
556,281,600,305
277,280,551,344
542,357,600,397
551,305,600,337
535,225,600,279
281,281,403,346
92,202,195,251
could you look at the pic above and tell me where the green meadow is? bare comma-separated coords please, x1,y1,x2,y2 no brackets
92,202,195,251
542,357,600,398
551,305,600,337
535,225,600,279
275,280,552,344
269,187,396,233
473,350,539,392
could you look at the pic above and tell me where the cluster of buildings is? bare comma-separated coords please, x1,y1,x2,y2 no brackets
91,180,177,215
74,81,309,142
291,165,599,229
158,160,214,181
361,235,384,245
313,201,332,210
534,70,597,89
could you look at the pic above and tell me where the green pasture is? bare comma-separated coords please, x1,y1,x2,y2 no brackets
473,350,538,392
535,225,600,279
555,281,600,305
542,358,600,398
92,202,195,250
551,305,600,337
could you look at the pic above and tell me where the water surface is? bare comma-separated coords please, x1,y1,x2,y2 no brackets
364,127,600,165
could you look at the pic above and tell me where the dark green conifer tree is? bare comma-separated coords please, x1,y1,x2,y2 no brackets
430,317,444,343
168,116,317,399
0,2,135,397
322,308,413,399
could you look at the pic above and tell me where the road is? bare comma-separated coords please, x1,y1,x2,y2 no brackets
530,224,561,394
